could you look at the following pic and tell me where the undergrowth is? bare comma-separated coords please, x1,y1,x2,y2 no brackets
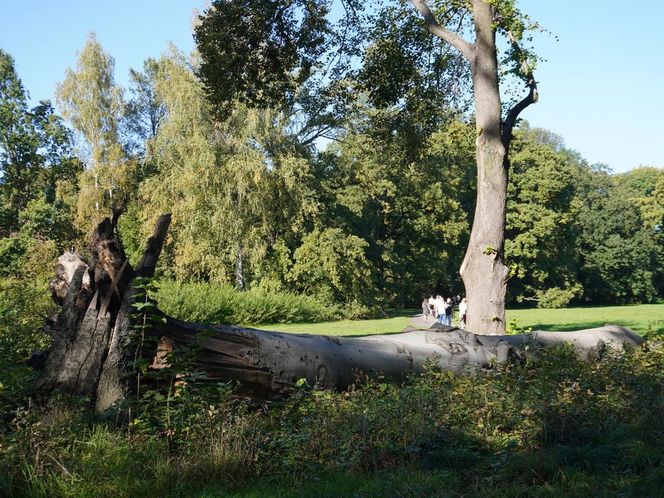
1,342,662,497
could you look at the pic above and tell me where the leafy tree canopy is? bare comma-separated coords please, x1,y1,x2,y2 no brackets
0,49,80,235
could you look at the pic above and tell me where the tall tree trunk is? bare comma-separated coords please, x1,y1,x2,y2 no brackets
460,0,508,335
410,0,538,334
33,215,645,412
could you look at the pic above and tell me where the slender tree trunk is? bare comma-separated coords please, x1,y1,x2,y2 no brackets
460,0,509,335
235,244,245,290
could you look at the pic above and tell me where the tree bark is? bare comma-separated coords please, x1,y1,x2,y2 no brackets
460,0,509,335
95,214,172,413
235,244,245,291
36,215,171,410
34,216,645,412
36,218,130,396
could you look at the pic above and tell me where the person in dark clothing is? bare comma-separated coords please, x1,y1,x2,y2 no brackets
444,298,453,326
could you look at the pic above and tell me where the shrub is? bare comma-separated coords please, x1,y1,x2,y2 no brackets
0,238,58,418
155,280,341,325
290,228,376,307
536,283,583,308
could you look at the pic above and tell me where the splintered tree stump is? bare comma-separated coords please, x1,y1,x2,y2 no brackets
35,214,646,412
36,214,171,411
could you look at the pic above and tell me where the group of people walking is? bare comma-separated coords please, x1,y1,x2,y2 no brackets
422,294,467,328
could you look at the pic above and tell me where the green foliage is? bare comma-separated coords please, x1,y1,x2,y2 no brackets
56,33,136,230
0,49,41,230
0,49,79,236
535,283,583,309
18,197,78,242
1,341,662,497
56,33,124,161
0,197,76,417
155,280,340,325
575,165,664,304
3,13,664,497
125,57,166,151
505,318,532,336
355,4,470,146
133,49,318,293
505,126,582,306
504,125,664,307
0,236,24,274
116,201,145,266
0,238,58,349
290,227,374,309
313,120,474,306
0,51,79,412
0,237,58,418
195,0,470,150
195,0,332,120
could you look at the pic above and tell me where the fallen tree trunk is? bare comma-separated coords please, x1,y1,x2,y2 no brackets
34,215,646,412
155,319,644,401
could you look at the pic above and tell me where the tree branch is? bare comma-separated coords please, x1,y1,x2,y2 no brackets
501,30,539,149
410,0,474,62
134,213,172,278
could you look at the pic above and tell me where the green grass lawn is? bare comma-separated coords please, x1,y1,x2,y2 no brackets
253,303,664,337
252,309,415,336
507,303,664,336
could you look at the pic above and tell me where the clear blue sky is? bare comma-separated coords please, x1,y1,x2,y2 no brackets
2,0,662,173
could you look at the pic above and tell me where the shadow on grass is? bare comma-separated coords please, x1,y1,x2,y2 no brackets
531,321,616,332
532,320,663,335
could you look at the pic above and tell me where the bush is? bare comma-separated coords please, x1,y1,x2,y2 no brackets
155,280,341,325
536,283,583,308
0,238,59,418
18,197,78,243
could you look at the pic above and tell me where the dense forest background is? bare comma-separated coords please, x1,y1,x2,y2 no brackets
1,31,663,334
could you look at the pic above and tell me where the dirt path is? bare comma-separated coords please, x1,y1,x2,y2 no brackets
410,313,438,329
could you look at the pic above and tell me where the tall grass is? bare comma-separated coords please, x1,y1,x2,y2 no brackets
154,280,341,325
2,343,662,497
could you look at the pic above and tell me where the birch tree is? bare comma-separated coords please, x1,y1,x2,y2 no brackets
56,33,133,227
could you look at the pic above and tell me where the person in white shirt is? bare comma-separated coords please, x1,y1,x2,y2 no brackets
434,295,445,324
458,297,467,328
